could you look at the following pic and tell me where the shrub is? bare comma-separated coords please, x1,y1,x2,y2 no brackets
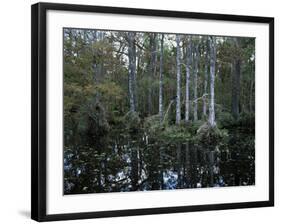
217,111,235,128
143,114,163,135
195,122,228,149
159,123,191,142
123,111,141,133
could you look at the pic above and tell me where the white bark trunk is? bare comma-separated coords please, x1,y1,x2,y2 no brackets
203,38,208,117
128,32,136,112
193,42,199,121
148,33,157,115
185,36,192,123
176,35,181,124
208,36,216,127
159,34,164,120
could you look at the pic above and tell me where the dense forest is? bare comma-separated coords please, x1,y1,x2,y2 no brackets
63,28,255,194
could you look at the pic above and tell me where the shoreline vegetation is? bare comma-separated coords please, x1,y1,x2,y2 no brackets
63,29,255,194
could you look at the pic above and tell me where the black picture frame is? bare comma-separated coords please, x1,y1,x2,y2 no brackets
31,2,274,222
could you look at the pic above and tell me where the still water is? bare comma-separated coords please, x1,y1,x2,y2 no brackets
64,128,255,194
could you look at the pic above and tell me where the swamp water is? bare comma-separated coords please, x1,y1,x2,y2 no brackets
64,127,255,194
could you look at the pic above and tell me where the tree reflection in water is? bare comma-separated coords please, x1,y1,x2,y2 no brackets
64,127,255,194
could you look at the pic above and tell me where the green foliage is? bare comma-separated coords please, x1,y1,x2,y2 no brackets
143,116,192,142
185,120,205,135
237,112,255,130
95,82,124,100
143,114,163,134
63,29,255,144
159,123,191,142
195,122,229,148
123,111,141,132
217,111,235,128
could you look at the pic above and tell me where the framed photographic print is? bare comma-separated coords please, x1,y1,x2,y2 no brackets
31,2,274,222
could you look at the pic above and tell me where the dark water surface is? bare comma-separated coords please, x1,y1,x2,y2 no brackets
64,128,255,194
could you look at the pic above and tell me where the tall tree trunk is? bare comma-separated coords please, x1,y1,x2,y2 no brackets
185,36,192,123
133,47,137,110
176,35,181,124
95,31,105,83
193,41,199,121
203,38,208,118
91,30,98,82
231,38,241,119
148,33,157,115
128,32,136,112
208,36,216,127
159,34,164,121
